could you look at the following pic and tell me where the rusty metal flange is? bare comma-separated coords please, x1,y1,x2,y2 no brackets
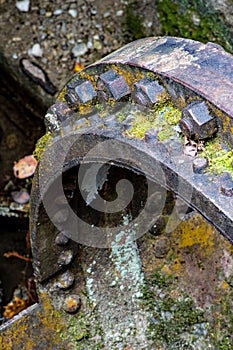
1,36,233,349
30,37,233,283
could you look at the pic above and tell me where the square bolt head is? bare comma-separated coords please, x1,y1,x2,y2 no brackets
180,101,217,139
133,78,165,107
97,69,131,101
72,79,97,104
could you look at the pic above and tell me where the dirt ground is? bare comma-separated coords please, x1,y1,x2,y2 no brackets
0,0,161,93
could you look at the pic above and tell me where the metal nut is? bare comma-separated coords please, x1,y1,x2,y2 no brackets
179,101,217,139
97,69,131,101
133,78,165,107
66,79,97,105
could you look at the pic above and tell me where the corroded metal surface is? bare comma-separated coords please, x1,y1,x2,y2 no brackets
1,37,233,349
95,37,233,122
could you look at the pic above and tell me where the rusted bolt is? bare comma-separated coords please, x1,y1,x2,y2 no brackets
56,271,75,290
193,157,208,174
66,79,97,105
133,78,165,107
57,250,74,266
144,128,158,143
63,295,81,314
55,232,69,246
179,101,218,139
97,69,131,101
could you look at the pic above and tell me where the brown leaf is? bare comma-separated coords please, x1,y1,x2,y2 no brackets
13,155,37,179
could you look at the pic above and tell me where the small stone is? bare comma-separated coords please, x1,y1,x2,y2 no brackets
63,295,81,313
57,250,73,266
45,11,52,17
53,9,63,16
91,8,97,15
68,9,78,18
93,39,102,50
16,0,30,12
11,191,30,204
87,36,93,49
116,10,123,16
71,43,88,57
28,43,43,58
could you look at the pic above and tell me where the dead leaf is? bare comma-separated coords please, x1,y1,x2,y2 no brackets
13,155,37,179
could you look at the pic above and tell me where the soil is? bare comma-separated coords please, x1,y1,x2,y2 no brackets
0,0,161,94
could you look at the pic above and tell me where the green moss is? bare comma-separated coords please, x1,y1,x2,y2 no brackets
58,306,105,350
124,2,146,41
156,0,233,53
33,132,52,161
142,268,206,347
203,139,233,178
125,101,181,141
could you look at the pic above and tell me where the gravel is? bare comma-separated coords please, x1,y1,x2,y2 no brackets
0,0,160,94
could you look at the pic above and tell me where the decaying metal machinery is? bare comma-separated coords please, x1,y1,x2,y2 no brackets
0,37,233,349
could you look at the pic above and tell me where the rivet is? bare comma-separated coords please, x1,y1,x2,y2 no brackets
55,232,69,246
57,250,74,266
56,271,75,290
63,295,81,313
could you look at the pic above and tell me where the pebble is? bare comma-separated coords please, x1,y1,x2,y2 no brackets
71,42,88,57
87,36,93,49
11,191,30,204
28,43,43,57
53,9,63,16
68,9,78,18
93,39,102,50
116,10,123,16
15,0,30,12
